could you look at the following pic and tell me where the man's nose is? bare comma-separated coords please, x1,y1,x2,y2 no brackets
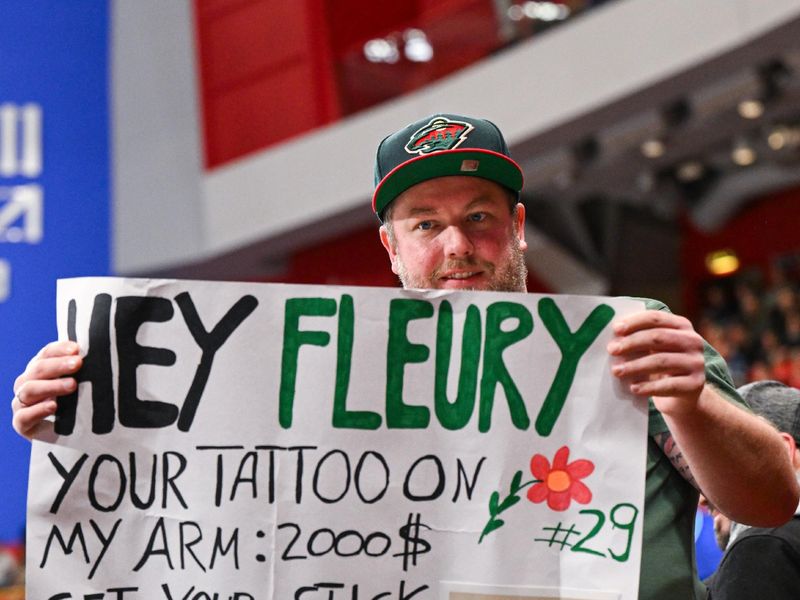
442,226,473,257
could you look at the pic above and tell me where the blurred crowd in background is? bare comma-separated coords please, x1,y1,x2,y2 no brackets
698,253,800,389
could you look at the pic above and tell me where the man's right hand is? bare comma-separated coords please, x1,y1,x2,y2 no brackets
12,341,81,440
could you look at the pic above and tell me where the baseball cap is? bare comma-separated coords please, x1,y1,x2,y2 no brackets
372,113,524,221
738,380,800,446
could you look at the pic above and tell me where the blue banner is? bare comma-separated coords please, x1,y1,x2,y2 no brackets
0,0,110,542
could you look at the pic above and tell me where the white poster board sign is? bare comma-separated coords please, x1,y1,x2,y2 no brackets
27,277,648,600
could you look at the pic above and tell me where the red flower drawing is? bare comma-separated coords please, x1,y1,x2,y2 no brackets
526,446,594,511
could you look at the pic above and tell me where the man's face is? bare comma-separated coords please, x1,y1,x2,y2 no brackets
379,176,528,292
711,506,732,550
699,495,732,551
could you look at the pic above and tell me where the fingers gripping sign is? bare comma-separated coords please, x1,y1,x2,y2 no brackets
12,340,82,440
607,310,707,416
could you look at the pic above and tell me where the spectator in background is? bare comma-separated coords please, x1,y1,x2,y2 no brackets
701,283,737,325
707,380,800,599
735,281,768,337
768,283,799,339
784,311,800,347
789,348,800,389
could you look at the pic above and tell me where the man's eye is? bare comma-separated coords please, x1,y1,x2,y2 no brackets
468,212,487,222
417,221,433,231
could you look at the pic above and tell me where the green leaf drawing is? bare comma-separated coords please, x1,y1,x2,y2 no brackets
480,518,505,540
489,491,500,516
498,494,520,512
511,470,523,491
478,469,539,544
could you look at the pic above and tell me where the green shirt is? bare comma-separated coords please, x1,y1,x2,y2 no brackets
639,299,745,600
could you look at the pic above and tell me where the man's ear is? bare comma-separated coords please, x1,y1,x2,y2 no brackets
779,432,800,468
515,202,528,253
379,225,400,275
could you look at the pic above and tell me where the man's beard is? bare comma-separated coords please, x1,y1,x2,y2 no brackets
395,236,528,292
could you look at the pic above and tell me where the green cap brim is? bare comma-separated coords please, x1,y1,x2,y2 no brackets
373,149,523,219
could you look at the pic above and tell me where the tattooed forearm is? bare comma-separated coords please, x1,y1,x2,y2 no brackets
654,432,700,490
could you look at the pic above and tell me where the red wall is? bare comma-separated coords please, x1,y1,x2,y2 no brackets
267,224,401,288
194,0,341,168
193,0,501,168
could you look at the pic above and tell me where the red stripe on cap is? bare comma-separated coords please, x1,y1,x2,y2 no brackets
372,148,524,213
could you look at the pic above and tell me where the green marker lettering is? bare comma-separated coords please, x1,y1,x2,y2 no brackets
386,299,433,428
479,301,533,433
435,301,481,430
535,297,615,436
333,294,381,429
278,297,336,428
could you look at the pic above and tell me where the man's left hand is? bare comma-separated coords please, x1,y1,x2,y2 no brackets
607,310,706,416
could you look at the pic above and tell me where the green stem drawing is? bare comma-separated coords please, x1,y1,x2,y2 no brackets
479,470,541,543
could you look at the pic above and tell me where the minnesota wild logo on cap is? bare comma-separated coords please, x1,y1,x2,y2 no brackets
372,113,523,220
404,117,475,155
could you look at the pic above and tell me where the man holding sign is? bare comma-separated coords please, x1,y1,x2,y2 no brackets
11,113,799,599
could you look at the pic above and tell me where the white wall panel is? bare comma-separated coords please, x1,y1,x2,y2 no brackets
112,0,204,273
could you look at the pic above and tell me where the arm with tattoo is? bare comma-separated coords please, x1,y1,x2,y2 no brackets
610,310,798,525
653,431,699,490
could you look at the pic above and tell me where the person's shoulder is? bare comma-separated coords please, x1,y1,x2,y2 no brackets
723,516,800,561
709,521,800,599
735,515,800,546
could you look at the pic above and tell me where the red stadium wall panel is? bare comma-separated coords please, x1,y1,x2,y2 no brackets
264,225,401,288
193,0,501,168
327,0,501,114
194,0,340,168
